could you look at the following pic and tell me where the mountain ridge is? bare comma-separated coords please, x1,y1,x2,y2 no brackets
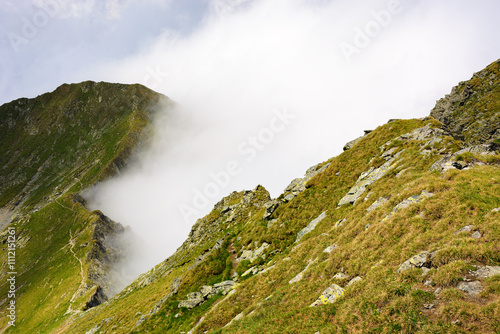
1,60,500,333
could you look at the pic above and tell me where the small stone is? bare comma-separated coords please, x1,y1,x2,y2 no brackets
424,280,432,286
289,272,304,284
346,276,362,287
333,272,349,280
471,266,500,279
454,225,473,234
423,303,435,309
422,267,430,276
434,288,442,295
397,251,429,273
457,281,483,295
267,219,278,228
366,196,390,212
200,286,214,298
295,212,327,243
323,244,337,254
242,266,260,277
471,231,482,239
310,284,345,307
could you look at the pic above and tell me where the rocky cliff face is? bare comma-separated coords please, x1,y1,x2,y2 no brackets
430,60,500,146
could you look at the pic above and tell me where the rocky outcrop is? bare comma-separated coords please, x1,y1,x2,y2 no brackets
282,162,331,202
238,242,270,262
178,280,236,309
295,212,327,243
263,162,330,219
397,251,431,273
430,144,498,172
71,206,130,311
343,130,372,151
289,259,317,284
366,196,390,212
380,191,434,223
338,153,400,206
310,284,345,307
343,136,363,151
182,186,271,251
338,125,444,207
430,59,500,146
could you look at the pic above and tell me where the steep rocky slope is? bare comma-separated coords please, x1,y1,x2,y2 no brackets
55,59,500,334
0,82,171,333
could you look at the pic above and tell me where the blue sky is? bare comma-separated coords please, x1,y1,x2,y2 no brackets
2,0,500,273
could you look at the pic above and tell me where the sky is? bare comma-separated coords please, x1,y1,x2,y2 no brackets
2,0,500,277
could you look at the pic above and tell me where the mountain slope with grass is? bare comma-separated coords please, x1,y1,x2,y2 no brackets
55,59,500,334
0,82,171,333
1,60,500,334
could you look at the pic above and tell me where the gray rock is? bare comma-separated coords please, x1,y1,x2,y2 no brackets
457,281,483,295
213,280,236,295
454,225,473,234
424,303,435,309
392,191,434,213
382,191,434,222
333,272,349,280
178,280,235,309
238,242,270,262
310,284,345,307
430,63,500,146
397,251,430,273
346,276,362,287
295,211,327,243
381,147,398,160
85,325,101,334
225,312,245,327
430,145,497,172
323,244,337,254
200,286,215,298
170,277,181,295
281,162,331,203
136,314,148,326
262,200,280,220
471,231,482,239
366,196,390,212
343,136,363,151
242,266,261,277
471,266,500,279
289,259,317,284
267,219,279,228
338,153,401,206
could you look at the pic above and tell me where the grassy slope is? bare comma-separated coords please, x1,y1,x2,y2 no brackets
62,116,500,334
0,81,166,211
0,82,170,333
